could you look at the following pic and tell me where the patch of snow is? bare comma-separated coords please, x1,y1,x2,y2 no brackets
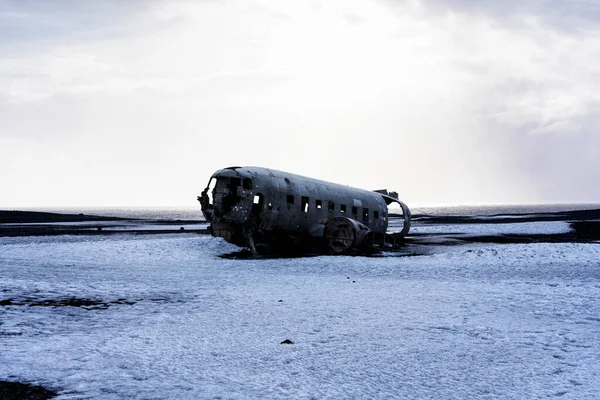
475,214,549,220
1,234,600,399
407,221,573,235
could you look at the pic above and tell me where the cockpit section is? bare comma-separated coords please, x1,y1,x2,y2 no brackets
198,174,253,222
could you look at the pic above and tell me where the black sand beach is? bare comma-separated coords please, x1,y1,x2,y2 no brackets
0,211,208,237
407,208,600,245
0,381,57,400
1,208,599,244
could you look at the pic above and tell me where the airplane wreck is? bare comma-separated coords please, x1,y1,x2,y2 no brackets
198,166,411,255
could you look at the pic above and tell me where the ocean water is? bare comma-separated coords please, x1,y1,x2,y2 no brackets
12,203,600,221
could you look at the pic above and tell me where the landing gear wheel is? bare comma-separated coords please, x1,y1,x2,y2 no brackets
323,217,370,255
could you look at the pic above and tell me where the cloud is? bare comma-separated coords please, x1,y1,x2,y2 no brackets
421,0,600,32
1,0,599,206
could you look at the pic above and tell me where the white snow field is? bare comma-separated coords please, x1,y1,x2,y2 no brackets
388,220,574,236
408,221,573,235
1,233,600,399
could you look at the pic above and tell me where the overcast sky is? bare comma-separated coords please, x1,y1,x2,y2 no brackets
1,0,599,207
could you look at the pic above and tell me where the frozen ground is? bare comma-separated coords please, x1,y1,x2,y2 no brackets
1,232,600,399
408,221,573,235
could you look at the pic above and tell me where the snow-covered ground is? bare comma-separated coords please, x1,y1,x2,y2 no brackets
1,233,600,399
408,221,573,235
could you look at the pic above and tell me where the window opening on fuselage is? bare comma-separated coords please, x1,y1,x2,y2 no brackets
363,208,369,222
340,204,346,214
301,196,309,213
220,177,242,215
316,200,322,210
252,193,264,216
352,206,358,218
328,201,335,212
243,178,252,190
268,202,273,210
206,178,216,205
374,210,379,219
287,195,294,204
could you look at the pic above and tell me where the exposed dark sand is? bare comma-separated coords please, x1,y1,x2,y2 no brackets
0,210,129,223
0,381,57,400
401,208,600,247
0,210,208,237
0,295,184,312
0,297,135,310
1,209,599,245
398,208,600,224
0,225,210,237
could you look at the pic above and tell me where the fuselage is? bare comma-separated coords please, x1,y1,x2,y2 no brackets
199,166,410,254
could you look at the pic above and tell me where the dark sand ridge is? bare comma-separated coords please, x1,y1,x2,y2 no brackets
0,210,129,223
0,210,208,237
0,381,57,400
4,208,600,225
395,208,600,224
2,208,599,245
